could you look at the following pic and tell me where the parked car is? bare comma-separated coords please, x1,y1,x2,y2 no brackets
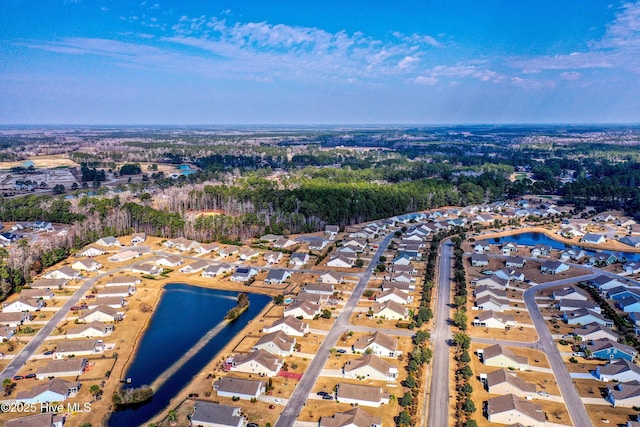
274,398,282,403
70,306,80,311
316,391,328,396
43,350,54,355
247,424,259,427
336,349,347,354
322,395,334,400
12,375,24,380
25,373,36,379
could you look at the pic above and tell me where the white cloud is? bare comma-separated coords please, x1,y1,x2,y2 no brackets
398,56,420,69
560,71,580,80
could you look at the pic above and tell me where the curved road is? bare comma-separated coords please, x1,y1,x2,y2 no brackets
523,274,596,427
274,233,394,427
425,240,453,427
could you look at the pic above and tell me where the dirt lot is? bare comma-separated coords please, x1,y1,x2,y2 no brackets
469,324,538,342
585,403,638,426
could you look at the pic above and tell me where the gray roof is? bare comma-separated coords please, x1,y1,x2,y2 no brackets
6,413,65,427
487,393,545,422
192,401,242,427
215,376,264,396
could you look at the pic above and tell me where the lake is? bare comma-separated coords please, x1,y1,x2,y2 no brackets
488,232,640,262
108,283,271,427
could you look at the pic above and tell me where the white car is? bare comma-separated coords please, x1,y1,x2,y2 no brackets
274,398,282,403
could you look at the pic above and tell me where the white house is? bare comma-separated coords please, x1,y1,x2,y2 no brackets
319,408,381,427
71,259,102,272
284,301,321,319
77,246,106,257
53,339,105,359
108,250,141,263
95,236,121,247
214,377,265,401
327,255,355,268
190,402,244,427
228,349,283,377
43,267,79,281
335,382,390,408
375,287,413,305
67,321,114,339
2,297,42,313
581,233,607,245
473,311,516,329
155,255,184,267
262,316,309,337
487,394,545,427
343,353,398,382
252,330,295,357
202,263,233,278
35,358,87,380
371,300,408,320
353,331,400,357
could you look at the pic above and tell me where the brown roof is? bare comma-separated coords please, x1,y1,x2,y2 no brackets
372,300,407,316
486,369,536,393
268,316,307,334
233,349,281,372
254,331,295,352
97,285,131,296
483,344,528,365
319,408,382,427
344,354,394,376
354,331,397,353
36,358,86,375
30,278,65,288
67,321,112,335
79,305,120,320
336,382,386,403
487,394,545,422
55,339,100,354
476,311,515,324
285,301,320,316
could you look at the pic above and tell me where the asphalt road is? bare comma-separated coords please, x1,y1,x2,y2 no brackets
425,239,453,427
523,273,597,427
274,233,394,427
0,267,127,381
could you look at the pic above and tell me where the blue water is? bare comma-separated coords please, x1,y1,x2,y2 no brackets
108,284,270,427
489,232,640,262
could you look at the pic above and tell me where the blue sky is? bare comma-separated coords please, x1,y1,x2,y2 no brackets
1,0,639,124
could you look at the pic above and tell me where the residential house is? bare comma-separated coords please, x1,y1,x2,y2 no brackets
563,308,614,327
581,233,607,245
621,236,640,248
262,316,309,337
272,237,297,249
479,344,529,370
371,300,408,321
179,260,209,274
95,236,121,247
605,286,640,302
353,331,401,358
590,275,626,291
230,266,258,282
473,286,507,300
335,382,390,408
263,251,283,265
88,296,125,309
486,394,545,427
0,232,18,244
482,368,536,398
390,263,418,276
252,330,295,357
327,255,355,268
155,255,184,267
384,272,412,283
540,260,570,274
2,297,42,313
31,221,55,232
35,358,87,380
218,246,239,257
552,287,588,301
228,349,283,377
289,252,310,266
66,321,114,339
505,256,526,268
473,311,516,329
558,299,601,313
105,276,141,286
214,377,265,400
53,339,105,359
0,311,29,328
130,233,146,245
473,241,491,253
77,246,106,257
20,289,54,301
164,237,200,252
590,253,618,266
15,378,79,404
78,306,122,323
375,287,413,305
583,338,637,361
573,323,618,342
624,262,640,274
319,408,382,427
475,295,510,312
559,248,586,261
71,259,102,271
202,263,232,278
131,263,162,276
343,353,398,382
472,276,509,289
239,248,261,261
108,250,141,263
325,225,340,238
260,234,281,243
470,253,489,267
97,285,134,298
606,382,640,408
284,301,320,319
596,359,640,382
530,244,552,258
309,239,330,251
195,242,219,255
6,413,65,427
494,269,525,282
302,282,334,295
618,296,640,313
380,282,415,293
264,269,292,285
190,402,244,427
43,267,78,281
501,242,518,254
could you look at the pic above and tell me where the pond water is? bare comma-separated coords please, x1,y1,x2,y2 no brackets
108,283,270,427
488,232,640,262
